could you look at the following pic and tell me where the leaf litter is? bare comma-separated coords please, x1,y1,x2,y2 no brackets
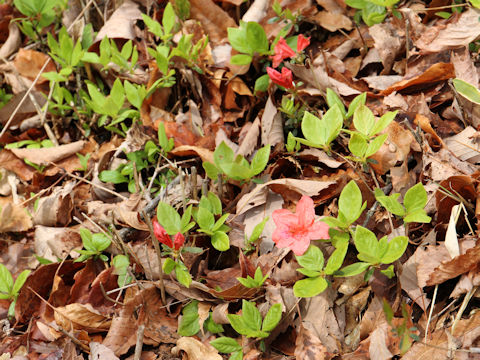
2,0,480,359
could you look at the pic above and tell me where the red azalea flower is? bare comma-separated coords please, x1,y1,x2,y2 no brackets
153,219,173,248
174,232,185,250
267,67,293,89
297,34,310,52
272,196,330,255
272,37,296,68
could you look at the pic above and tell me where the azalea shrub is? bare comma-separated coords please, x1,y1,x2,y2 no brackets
272,181,431,298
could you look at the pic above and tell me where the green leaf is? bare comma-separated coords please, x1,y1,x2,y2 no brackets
353,105,375,136
453,78,480,104
338,180,364,225
211,231,230,251
210,337,242,353
293,276,328,298
242,300,262,331
262,303,282,332
334,262,370,277
251,146,270,175
175,264,192,288
230,54,252,65
246,21,269,53
124,80,144,109
237,277,257,288
324,242,348,275
0,264,13,298
79,228,94,251
203,161,220,180
370,111,396,136
296,268,321,277
157,202,181,235
302,111,326,146
197,207,215,230
204,313,224,334
380,265,395,279
403,209,431,224
365,133,388,157
162,2,176,35
374,188,405,217
99,170,128,184
178,300,200,336
323,104,344,145
404,183,428,213
228,23,250,54
163,258,176,274
227,314,251,336
296,245,324,271
212,213,230,232
354,226,379,261
214,141,235,167
326,88,346,117
381,236,408,264
346,93,367,119
254,74,270,93
348,132,368,159
230,351,243,360
248,217,269,243
91,233,111,252
207,192,222,215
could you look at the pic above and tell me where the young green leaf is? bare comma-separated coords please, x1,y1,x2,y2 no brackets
296,245,324,271
353,105,375,136
157,202,182,235
354,226,379,261
338,180,365,226
211,231,230,251
197,207,215,230
381,236,408,264
250,146,270,176
262,303,282,332
374,188,405,217
346,92,367,119
293,276,328,297
334,262,370,277
210,337,242,353
0,264,13,299
242,300,262,331
178,300,200,336
326,88,346,117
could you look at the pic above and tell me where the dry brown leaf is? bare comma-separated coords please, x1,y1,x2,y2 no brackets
0,91,46,128
54,303,111,332
402,311,480,359
380,62,455,96
452,46,479,87
103,284,178,356
189,0,236,46
0,22,20,59
301,288,343,353
363,75,403,91
435,175,476,224
399,248,431,311
33,182,75,227
95,0,142,41
415,8,480,53
444,126,480,163
237,117,260,157
169,145,214,164
0,199,32,232
414,114,444,147
261,97,284,148
312,11,352,32
298,148,344,168
172,337,222,360
369,23,404,74
89,342,119,360
242,0,270,22
369,324,394,360
34,226,82,262
294,324,328,360
11,140,85,166
13,48,56,84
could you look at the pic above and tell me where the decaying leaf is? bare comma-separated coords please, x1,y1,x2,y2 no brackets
171,337,222,360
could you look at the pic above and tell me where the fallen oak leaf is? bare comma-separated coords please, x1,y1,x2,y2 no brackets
10,140,85,166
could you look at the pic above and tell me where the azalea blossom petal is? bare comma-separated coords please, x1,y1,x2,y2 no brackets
274,37,296,59
296,196,315,228
267,67,293,89
297,34,310,52
272,227,295,248
272,209,298,227
289,233,311,255
174,232,185,250
271,53,283,68
153,219,173,248
307,221,330,240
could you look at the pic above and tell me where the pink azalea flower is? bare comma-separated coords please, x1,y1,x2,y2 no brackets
153,219,173,248
271,37,296,68
174,232,185,250
272,196,330,256
297,34,310,52
267,67,293,89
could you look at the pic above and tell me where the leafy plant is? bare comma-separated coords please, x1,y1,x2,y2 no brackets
210,336,243,360
323,180,366,231
374,183,431,224
195,199,231,251
345,105,397,165
228,20,270,65
325,89,367,122
76,153,91,172
0,264,30,318
13,0,65,40
112,255,132,287
383,299,419,354
203,142,270,182
335,225,408,280
75,228,111,262
227,300,282,339
290,104,343,153
178,300,224,336
237,267,269,288
346,0,401,26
